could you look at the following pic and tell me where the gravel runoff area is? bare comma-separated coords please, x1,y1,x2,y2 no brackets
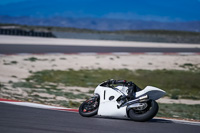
0,53,200,105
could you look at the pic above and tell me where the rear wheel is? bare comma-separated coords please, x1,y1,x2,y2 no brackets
128,100,158,122
79,99,99,117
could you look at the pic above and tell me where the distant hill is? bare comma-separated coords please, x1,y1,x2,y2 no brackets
0,16,200,32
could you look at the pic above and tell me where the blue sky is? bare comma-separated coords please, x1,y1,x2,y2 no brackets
0,0,200,22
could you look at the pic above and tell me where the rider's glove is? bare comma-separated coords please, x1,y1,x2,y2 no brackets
127,81,133,86
108,79,116,84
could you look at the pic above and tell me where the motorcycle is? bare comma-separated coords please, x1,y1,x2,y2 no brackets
79,79,166,122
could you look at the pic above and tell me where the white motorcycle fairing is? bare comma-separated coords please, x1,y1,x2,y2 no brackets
95,86,127,118
94,85,165,118
135,86,166,100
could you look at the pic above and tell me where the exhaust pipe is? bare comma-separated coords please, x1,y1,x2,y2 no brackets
117,95,148,109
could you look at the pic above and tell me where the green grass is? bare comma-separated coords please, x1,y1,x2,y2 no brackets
18,69,200,99
12,81,90,100
3,60,18,65
24,57,48,62
179,63,200,71
157,103,200,120
12,82,37,88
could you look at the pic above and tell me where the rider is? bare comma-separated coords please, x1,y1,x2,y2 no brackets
106,79,142,100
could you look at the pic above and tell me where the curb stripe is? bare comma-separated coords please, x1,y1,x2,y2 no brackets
0,98,20,102
0,52,200,56
53,108,79,112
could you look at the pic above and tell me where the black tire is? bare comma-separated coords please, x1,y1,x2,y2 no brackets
79,101,98,117
128,100,158,122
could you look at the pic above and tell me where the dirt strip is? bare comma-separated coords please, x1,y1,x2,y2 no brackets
1,54,200,82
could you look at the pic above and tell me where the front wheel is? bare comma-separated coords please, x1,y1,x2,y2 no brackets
128,100,158,122
79,98,99,117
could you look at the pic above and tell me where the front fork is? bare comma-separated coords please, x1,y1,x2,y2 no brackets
86,94,100,109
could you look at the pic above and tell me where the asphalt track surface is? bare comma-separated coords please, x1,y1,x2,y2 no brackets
0,44,200,54
0,103,199,133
